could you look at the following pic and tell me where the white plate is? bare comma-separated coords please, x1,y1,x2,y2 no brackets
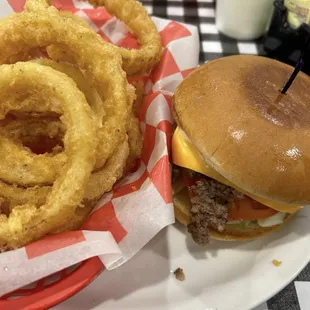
54,207,310,310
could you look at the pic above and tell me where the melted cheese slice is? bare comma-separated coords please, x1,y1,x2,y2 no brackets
172,126,301,214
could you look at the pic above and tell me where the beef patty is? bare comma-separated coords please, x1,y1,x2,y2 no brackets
188,178,244,245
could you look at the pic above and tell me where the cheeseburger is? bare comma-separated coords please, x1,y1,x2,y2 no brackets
172,55,309,245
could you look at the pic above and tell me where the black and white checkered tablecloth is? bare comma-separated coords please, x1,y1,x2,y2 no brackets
141,0,266,64
140,0,310,309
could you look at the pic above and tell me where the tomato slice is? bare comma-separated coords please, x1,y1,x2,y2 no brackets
181,169,204,197
228,197,278,220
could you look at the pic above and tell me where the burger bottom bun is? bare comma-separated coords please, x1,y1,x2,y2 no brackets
173,188,295,242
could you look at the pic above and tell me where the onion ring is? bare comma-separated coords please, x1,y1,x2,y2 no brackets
0,60,138,186
0,87,141,187
35,58,123,171
0,7,144,249
25,0,162,75
0,137,130,229
0,58,105,186
0,138,130,235
91,0,162,75
0,62,96,249
0,98,141,212
0,9,130,175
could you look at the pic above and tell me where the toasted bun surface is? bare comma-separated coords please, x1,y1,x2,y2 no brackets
173,55,310,204
173,188,295,241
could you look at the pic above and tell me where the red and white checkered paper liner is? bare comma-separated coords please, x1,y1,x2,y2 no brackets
0,0,199,299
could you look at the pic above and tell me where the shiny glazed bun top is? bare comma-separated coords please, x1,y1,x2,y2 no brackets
173,55,310,205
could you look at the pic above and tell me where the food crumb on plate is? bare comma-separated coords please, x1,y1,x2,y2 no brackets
272,259,282,267
174,268,185,281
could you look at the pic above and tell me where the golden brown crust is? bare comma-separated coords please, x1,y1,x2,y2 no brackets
173,187,295,241
173,55,310,204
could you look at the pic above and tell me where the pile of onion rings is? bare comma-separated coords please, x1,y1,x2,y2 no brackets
0,0,161,250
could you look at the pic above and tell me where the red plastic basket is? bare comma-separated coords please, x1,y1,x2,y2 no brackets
0,3,141,308
0,257,104,309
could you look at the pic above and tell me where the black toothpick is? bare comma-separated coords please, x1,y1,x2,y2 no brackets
281,57,304,94
281,23,310,94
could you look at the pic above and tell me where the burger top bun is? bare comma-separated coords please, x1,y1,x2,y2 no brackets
173,55,310,205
